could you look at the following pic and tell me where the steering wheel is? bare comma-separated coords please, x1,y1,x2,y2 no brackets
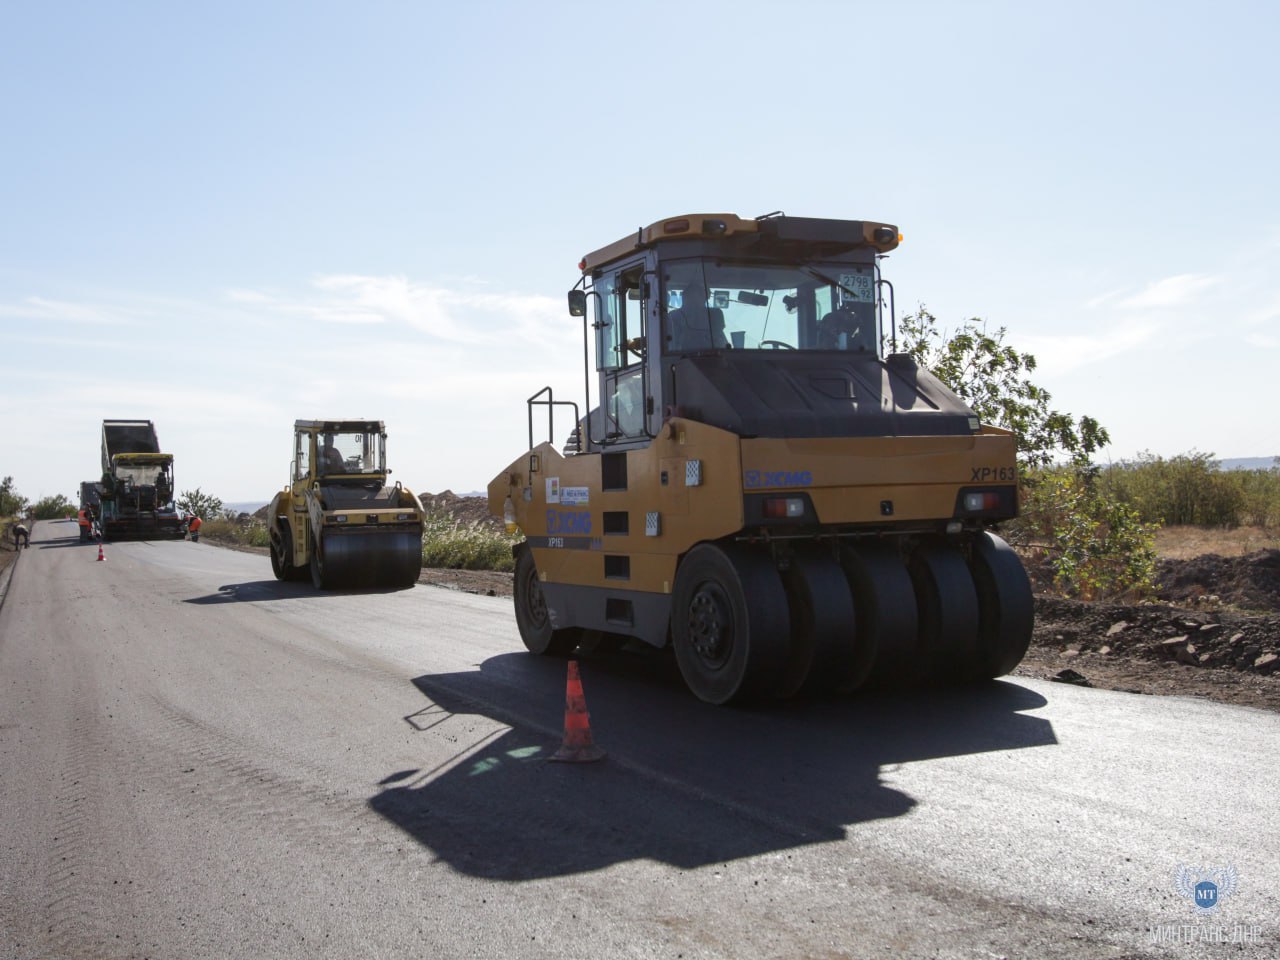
759,339,796,350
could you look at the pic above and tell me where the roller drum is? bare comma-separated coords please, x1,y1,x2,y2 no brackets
317,528,422,589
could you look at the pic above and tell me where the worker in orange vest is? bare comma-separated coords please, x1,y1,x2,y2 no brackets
77,508,95,543
186,515,203,542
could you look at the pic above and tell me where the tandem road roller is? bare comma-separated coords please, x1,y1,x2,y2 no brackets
269,420,424,590
488,212,1033,704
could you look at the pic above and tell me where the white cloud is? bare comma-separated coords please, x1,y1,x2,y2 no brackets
1244,332,1279,349
1116,273,1219,310
0,273,589,500
1084,287,1128,310
225,289,278,305
0,296,144,325
226,274,568,347
1242,295,1280,329
1019,320,1160,375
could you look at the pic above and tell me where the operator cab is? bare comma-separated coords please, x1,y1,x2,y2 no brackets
560,213,974,454
660,259,880,354
294,420,388,486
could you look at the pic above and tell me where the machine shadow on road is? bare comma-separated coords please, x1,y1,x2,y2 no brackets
369,650,1057,881
36,535,98,550
182,581,413,604
36,528,187,550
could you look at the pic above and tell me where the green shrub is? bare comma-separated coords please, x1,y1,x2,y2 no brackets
898,309,1157,599
1015,468,1159,601
420,510,521,571
31,494,75,520
202,517,271,548
178,488,224,519
899,310,1109,471
0,477,27,517
1237,468,1280,527
1100,451,1279,529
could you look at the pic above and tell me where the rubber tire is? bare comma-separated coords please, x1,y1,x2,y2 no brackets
777,547,860,698
840,543,918,690
513,548,579,656
310,539,331,590
270,539,286,580
908,541,980,686
671,544,789,705
967,532,1034,679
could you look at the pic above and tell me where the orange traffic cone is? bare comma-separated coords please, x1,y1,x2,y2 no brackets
551,660,605,763
96,543,104,562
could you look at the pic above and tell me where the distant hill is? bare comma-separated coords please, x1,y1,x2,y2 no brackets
225,501,269,515
419,490,501,529
1218,457,1278,471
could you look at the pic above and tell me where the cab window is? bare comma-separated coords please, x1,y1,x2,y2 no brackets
596,264,648,439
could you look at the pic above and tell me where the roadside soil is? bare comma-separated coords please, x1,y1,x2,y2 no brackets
217,500,1280,713
0,541,17,579
0,517,35,580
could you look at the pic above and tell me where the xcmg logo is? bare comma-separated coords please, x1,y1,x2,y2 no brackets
545,510,592,535
743,469,814,489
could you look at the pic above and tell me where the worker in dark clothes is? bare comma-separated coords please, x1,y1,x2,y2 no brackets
12,522,30,549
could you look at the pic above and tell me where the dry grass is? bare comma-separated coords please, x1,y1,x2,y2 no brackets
1155,524,1280,560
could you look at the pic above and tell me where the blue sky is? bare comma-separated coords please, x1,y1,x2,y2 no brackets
2,1,1277,502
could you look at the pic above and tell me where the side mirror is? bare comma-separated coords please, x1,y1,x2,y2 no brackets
568,290,587,317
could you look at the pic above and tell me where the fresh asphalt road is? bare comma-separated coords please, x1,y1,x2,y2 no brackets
1,520,1276,960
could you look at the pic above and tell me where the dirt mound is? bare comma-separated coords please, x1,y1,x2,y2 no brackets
418,490,501,529
1033,594,1279,672
1156,549,1280,610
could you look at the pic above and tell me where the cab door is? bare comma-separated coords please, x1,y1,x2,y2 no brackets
595,258,655,444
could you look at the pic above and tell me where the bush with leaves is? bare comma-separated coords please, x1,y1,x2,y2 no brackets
899,308,1157,599
1100,451,1277,529
1019,468,1160,601
0,476,28,518
177,488,223,519
1234,466,1280,528
31,494,75,520
898,310,1108,470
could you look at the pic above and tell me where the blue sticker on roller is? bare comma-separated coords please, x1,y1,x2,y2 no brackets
546,509,593,535
744,469,813,489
